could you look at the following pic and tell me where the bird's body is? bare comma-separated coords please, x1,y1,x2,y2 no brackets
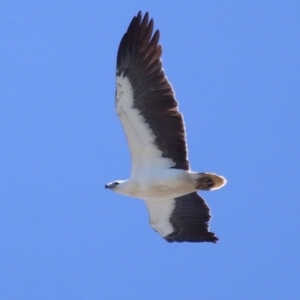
110,169,224,200
105,12,226,243
110,169,194,199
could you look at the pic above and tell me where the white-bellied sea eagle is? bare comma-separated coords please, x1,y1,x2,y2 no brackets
105,11,226,243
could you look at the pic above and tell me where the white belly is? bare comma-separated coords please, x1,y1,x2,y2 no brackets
117,169,196,200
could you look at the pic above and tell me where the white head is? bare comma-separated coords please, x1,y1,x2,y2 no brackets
105,180,126,192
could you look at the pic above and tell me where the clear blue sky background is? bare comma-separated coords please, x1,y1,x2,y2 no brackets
1,1,300,299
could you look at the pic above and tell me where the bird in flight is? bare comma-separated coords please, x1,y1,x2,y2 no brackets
105,11,226,243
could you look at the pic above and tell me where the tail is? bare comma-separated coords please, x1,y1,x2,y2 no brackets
195,173,227,191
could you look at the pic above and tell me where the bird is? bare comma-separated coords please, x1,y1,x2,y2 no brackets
105,11,226,243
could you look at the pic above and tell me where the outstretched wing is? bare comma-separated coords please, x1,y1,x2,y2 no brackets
116,12,189,173
145,192,218,243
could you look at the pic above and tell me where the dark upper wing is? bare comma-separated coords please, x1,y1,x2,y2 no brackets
165,192,218,243
116,11,189,170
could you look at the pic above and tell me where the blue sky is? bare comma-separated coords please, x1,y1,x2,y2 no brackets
1,1,300,299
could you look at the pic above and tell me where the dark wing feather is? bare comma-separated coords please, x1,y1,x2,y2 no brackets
165,192,218,243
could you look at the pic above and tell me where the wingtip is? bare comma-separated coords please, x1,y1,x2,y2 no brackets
164,232,219,243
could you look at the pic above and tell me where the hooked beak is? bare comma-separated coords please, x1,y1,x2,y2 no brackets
105,184,110,189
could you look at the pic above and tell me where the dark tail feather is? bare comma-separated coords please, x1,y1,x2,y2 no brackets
196,173,227,191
